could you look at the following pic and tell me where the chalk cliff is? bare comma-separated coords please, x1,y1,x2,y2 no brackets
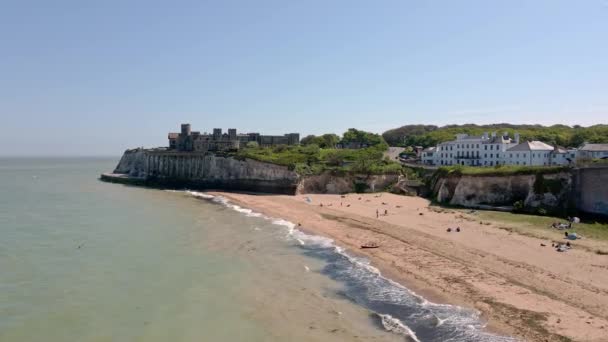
104,149,299,194
296,173,400,194
433,172,573,213
103,148,403,195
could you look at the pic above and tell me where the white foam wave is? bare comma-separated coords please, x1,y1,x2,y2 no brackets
185,190,215,199
378,314,421,342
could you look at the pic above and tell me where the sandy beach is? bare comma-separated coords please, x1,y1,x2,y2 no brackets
209,191,608,342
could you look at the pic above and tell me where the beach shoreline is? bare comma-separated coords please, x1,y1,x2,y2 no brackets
207,191,608,342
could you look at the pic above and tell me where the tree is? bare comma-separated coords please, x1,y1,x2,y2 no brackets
245,141,259,149
341,128,385,147
319,134,340,148
351,148,384,174
300,135,317,145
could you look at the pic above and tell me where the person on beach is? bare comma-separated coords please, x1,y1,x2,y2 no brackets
384,209,388,216
376,209,379,218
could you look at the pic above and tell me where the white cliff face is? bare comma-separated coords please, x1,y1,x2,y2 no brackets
112,149,299,193
433,172,572,212
449,175,534,207
111,149,402,195
296,173,400,194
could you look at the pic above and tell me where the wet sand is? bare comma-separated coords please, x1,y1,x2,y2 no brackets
209,192,608,342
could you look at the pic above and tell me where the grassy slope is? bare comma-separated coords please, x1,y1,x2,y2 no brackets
234,145,403,175
436,165,570,177
473,210,608,242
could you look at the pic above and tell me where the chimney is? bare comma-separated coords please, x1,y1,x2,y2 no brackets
213,128,222,140
482,132,489,140
181,123,191,136
491,132,497,138
514,132,520,144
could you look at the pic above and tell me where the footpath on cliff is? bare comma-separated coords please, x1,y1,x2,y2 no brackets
208,191,608,342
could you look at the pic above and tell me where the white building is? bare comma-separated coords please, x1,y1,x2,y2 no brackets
578,143,608,160
422,132,579,167
549,146,577,166
503,141,554,166
421,147,436,165
435,132,519,166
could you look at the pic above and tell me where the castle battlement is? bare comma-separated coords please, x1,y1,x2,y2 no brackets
168,124,300,152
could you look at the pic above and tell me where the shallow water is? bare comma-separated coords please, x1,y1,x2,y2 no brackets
0,158,516,341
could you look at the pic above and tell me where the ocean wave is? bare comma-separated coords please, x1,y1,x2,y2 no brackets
377,313,421,342
178,190,517,342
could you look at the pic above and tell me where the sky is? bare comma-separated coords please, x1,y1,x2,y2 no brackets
0,0,607,156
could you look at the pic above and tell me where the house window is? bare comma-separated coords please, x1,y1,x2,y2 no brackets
516,161,519,165
523,162,526,165
477,144,479,148
484,145,487,150
490,161,493,166
484,153,487,158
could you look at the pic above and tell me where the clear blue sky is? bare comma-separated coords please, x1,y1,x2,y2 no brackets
1,0,606,156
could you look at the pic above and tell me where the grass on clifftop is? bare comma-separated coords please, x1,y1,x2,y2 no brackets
234,143,403,175
437,164,570,177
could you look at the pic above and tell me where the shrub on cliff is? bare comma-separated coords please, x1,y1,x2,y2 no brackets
436,165,569,177
237,142,401,175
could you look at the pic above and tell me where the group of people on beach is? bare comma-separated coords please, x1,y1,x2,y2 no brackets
375,208,388,218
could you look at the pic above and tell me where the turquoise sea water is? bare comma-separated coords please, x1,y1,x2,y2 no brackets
0,158,515,342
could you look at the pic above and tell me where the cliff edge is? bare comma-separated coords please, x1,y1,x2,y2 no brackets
101,148,299,194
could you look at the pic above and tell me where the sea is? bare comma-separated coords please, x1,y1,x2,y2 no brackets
0,157,517,342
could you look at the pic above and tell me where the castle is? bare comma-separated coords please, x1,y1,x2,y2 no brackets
168,124,300,152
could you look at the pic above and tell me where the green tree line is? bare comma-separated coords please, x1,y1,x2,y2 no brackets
382,124,608,148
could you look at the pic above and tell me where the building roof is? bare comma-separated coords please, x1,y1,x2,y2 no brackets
580,143,608,151
168,133,179,139
553,146,568,154
507,141,554,152
422,146,436,152
460,135,483,140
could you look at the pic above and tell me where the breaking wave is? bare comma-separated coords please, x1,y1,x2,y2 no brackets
179,190,518,342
